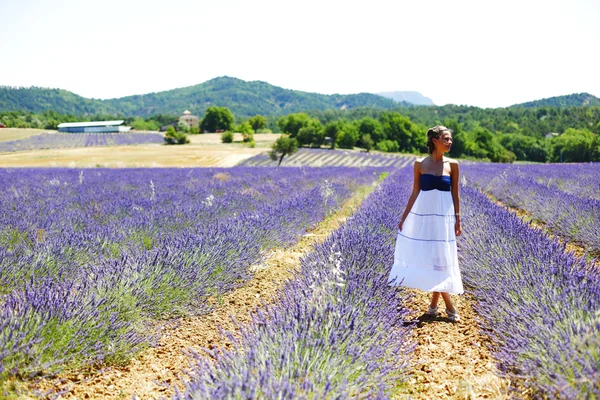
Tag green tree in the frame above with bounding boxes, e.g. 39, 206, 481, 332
549, 128, 596, 162
376, 139, 400, 153
356, 117, 385, 143
236, 121, 255, 142
379, 112, 425, 152
498, 133, 548, 162
361, 134, 374, 152
336, 121, 360, 149
269, 135, 299, 166
200, 106, 234, 132
296, 120, 325, 147
324, 121, 341, 149
248, 115, 267, 131
277, 113, 314, 138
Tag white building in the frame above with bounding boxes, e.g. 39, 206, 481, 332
57, 120, 131, 133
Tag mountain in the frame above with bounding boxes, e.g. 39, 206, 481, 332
377, 91, 435, 106
510, 93, 600, 108
0, 77, 409, 118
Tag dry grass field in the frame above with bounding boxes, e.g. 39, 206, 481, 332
0, 131, 282, 168
0, 128, 52, 142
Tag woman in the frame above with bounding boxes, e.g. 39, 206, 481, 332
389, 125, 463, 322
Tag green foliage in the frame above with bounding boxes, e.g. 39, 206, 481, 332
164, 126, 189, 145
336, 121, 360, 149
221, 130, 234, 143
380, 112, 425, 153
269, 135, 299, 165
498, 133, 548, 162
549, 128, 598, 162
361, 134, 374, 152
200, 106, 234, 133
512, 93, 600, 108
296, 120, 325, 147
277, 113, 317, 138
235, 121, 255, 143
323, 121, 341, 150
248, 114, 267, 131
376, 139, 400, 153
356, 117, 385, 143
177, 121, 190, 133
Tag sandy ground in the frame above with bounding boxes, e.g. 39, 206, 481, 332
0, 128, 51, 142
0, 132, 281, 168
28, 185, 375, 399
394, 290, 510, 399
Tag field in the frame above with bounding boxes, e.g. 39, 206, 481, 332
0, 133, 599, 399
0, 128, 48, 142
0, 131, 281, 168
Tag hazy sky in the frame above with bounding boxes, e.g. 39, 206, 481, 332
1, 0, 599, 108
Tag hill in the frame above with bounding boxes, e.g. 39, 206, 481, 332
510, 92, 600, 108
0, 77, 409, 118
377, 91, 435, 106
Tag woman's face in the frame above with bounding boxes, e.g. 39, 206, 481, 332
434, 132, 453, 152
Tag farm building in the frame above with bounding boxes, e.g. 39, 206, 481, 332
160, 110, 200, 131
179, 110, 199, 128
57, 120, 131, 133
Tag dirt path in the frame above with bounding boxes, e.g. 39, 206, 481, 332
395, 290, 510, 399
29, 185, 377, 399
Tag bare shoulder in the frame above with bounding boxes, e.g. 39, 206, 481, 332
415, 156, 426, 164
445, 156, 459, 166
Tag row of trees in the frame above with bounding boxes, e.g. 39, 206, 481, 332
3, 105, 600, 162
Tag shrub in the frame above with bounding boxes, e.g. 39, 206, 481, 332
164, 126, 189, 145
221, 131, 234, 143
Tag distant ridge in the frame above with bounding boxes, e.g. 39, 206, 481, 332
377, 91, 435, 106
510, 92, 600, 108
0, 76, 411, 118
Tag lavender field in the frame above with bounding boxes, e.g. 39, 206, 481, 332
0, 167, 382, 381
1, 160, 599, 399
462, 162, 600, 254
239, 148, 415, 168
0, 132, 164, 153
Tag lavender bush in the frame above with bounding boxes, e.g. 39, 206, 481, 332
459, 184, 600, 399
0, 132, 164, 152
463, 163, 600, 254
0, 167, 381, 381
174, 168, 414, 399
239, 148, 414, 168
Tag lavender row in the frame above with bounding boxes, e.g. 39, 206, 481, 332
239, 148, 414, 168
489, 162, 600, 200
462, 163, 600, 254
174, 169, 414, 398
0, 132, 164, 152
458, 185, 600, 399
0, 167, 381, 381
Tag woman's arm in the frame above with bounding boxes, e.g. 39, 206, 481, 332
398, 160, 422, 230
450, 160, 461, 236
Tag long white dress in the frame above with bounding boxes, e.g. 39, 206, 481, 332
389, 174, 464, 294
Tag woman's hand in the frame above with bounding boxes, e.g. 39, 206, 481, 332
455, 221, 462, 237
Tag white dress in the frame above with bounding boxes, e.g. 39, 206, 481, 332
389, 174, 464, 294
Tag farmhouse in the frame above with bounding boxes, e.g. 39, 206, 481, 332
160, 110, 200, 131
57, 120, 131, 133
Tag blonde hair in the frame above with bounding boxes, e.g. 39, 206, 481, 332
426, 125, 452, 154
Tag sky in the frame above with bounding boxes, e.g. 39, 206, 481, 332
1, 0, 599, 108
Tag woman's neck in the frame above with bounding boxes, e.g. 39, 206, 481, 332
430, 151, 445, 162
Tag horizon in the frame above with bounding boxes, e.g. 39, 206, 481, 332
1, 0, 599, 108
2, 75, 599, 110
